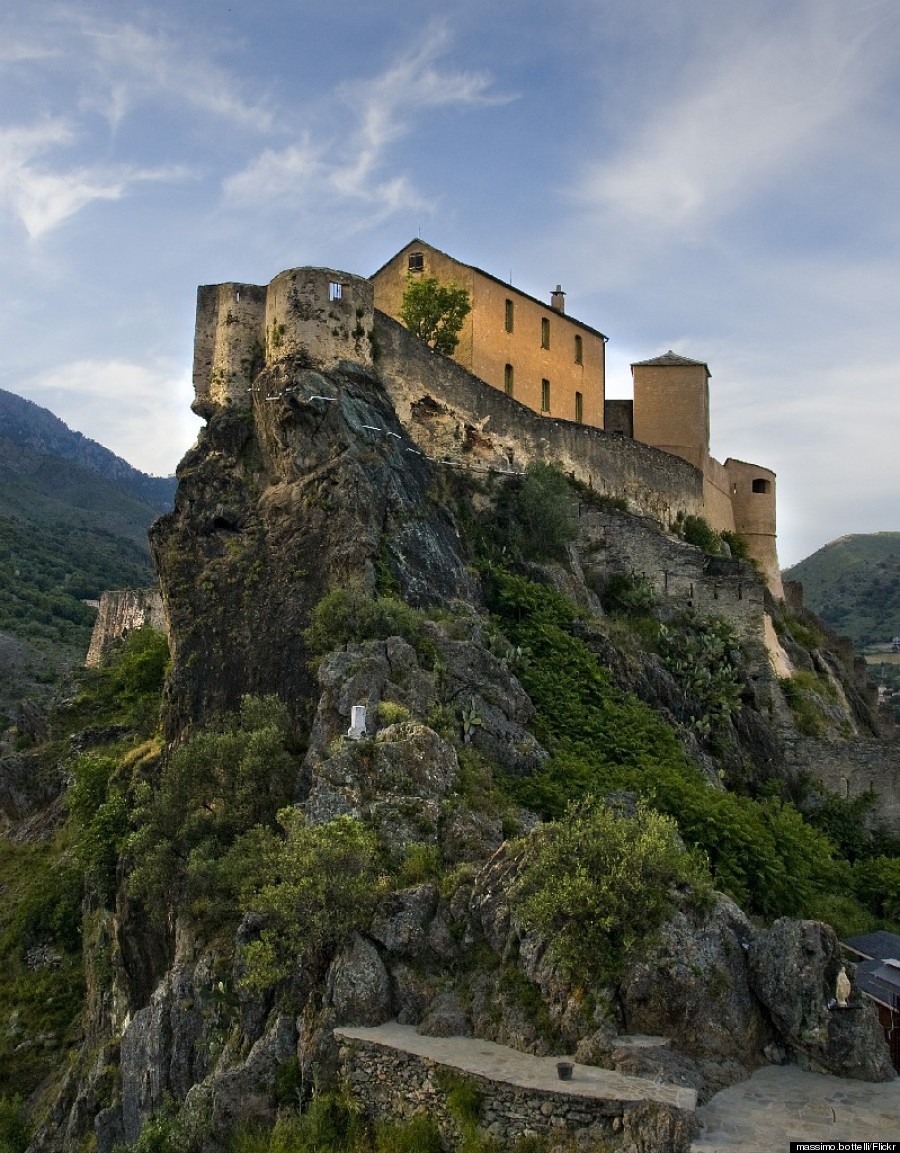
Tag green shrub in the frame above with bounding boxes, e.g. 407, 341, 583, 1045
128, 696, 297, 929
516, 462, 578, 560
779, 673, 832, 737
377, 700, 412, 726
660, 615, 743, 737
513, 797, 711, 984
720, 530, 751, 561
600, 571, 655, 616
0, 1096, 28, 1153
374, 1114, 443, 1153
239, 811, 384, 991
678, 515, 723, 555
304, 587, 424, 655
852, 856, 900, 924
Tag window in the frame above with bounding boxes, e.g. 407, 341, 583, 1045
504, 364, 514, 396
575, 391, 583, 423
752, 478, 771, 494
541, 317, 550, 349
408, 252, 424, 272
505, 299, 514, 333
574, 334, 583, 364
541, 379, 550, 412
329, 281, 342, 301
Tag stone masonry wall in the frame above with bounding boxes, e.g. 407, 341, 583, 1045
785, 737, 900, 830
85, 589, 167, 668
376, 313, 705, 528
574, 504, 767, 647
336, 1035, 696, 1153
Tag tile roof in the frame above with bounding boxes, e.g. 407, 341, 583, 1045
843, 931, 900, 961
371, 239, 608, 342
631, 350, 711, 375
854, 959, 900, 1009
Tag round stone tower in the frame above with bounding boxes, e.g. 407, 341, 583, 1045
264, 268, 374, 371
192, 282, 267, 415
724, 458, 783, 597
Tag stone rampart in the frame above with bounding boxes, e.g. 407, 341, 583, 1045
85, 589, 167, 668
376, 313, 705, 528
335, 1025, 697, 1153
575, 504, 767, 646
785, 738, 900, 830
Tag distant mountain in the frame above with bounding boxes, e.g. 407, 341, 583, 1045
784, 532, 900, 647
0, 388, 175, 718
0, 387, 175, 509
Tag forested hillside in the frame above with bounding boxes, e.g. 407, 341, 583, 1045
0, 391, 173, 717
785, 532, 900, 647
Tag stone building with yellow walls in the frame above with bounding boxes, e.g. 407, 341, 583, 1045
190, 253, 782, 596
372, 239, 606, 429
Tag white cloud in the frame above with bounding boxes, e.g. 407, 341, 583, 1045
22, 359, 202, 475
577, 5, 882, 231
0, 119, 194, 237
224, 23, 511, 219
76, 17, 273, 132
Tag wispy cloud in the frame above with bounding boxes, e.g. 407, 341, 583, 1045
23, 358, 201, 475
0, 121, 191, 237
577, 5, 882, 231
224, 24, 512, 219
75, 17, 273, 132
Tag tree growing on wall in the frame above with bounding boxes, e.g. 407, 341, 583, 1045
399, 275, 471, 355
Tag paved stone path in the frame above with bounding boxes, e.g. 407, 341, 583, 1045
336, 1023, 698, 1111
692, 1064, 900, 1152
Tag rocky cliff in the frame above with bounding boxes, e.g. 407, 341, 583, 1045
7, 296, 898, 1153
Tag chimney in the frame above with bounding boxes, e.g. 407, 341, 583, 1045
550, 284, 566, 313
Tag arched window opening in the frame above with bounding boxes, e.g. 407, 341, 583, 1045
752, 478, 771, 494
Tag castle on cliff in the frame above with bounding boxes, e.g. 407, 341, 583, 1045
192, 244, 782, 595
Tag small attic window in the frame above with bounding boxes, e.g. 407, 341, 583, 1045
541, 317, 550, 349
408, 252, 424, 272
752, 478, 771, 494
574, 334, 583, 364
329, 282, 343, 301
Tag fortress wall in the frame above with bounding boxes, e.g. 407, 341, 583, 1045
702, 456, 738, 534
575, 504, 767, 651
193, 283, 266, 412
335, 1031, 695, 1152
376, 313, 705, 527
265, 268, 374, 371
785, 737, 900, 830
604, 399, 634, 437
85, 589, 168, 668
723, 459, 782, 597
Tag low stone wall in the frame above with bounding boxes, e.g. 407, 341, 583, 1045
335, 1026, 697, 1153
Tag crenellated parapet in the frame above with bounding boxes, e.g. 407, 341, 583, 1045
192, 269, 374, 416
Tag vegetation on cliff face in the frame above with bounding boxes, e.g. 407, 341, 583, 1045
3, 383, 900, 1151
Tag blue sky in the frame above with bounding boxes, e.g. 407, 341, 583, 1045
3, 0, 900, 566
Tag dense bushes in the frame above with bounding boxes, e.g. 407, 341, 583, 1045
304, 587, 424, 655
514, 798, 711, 984
239, 811, 384, 992
485, 567, 882, 928
128, 695, 298, 929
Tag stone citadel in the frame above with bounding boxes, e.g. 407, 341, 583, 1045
193, 244, 782, 595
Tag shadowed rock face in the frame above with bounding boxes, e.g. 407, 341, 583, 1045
151, 361, 478, 737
